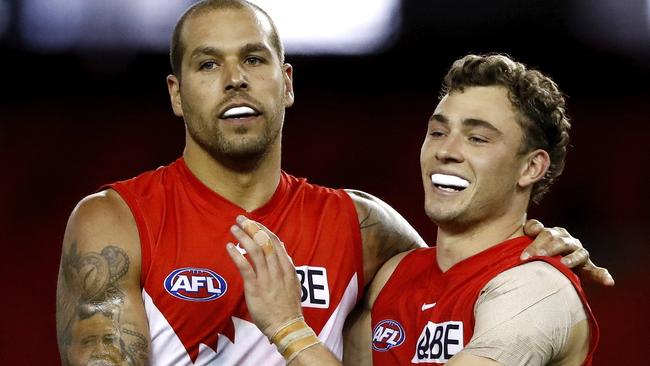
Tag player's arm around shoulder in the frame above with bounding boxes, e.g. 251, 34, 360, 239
344, 189, 426, 286
56, 189, 150, 366
343, 250, 413, 366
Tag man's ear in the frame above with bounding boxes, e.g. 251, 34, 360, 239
167, 74, 183, 117
518, 149, 551, 188
282, 63, 294, 108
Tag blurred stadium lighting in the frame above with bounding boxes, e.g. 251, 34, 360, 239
0, 0, 10, 40
250, 0, 401, 54
19, 0, 401, 55
569, 0, 650, 58
20, 0, 191, 51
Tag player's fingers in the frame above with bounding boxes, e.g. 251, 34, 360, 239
237, 216, 274, 255
579, 260, 615, 286
275, 241, 301, 297
560, 247, 589, 268
253, 222, 295, 281
253, 221, 294, 271
253, 221, 287, 259
230, 224, 269, 275
274, 239, 295, 274
545, 227, 580, 257
521, 226, 554, 259
226, 242, 257, 283
523, 219, 544, 236
253, 230, 275, 256
554, 226, 570, 236
252, 229, 284, 279
237, 215, 261, 235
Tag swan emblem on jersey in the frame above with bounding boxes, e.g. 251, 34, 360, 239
164, 267, 228, 302
372, 319, 406, 351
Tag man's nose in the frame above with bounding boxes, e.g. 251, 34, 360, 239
224, 63, 249, 92
435, 134, 464, 163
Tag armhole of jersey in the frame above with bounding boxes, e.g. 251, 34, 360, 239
371, 250, 415, 316
106, 183, 152, 288
339, 189, 365, 302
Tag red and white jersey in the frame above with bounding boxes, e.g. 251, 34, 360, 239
108, 158, 364, 365
371, 236, 599, 365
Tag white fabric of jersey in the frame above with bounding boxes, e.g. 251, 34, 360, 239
463, 261, 587, 366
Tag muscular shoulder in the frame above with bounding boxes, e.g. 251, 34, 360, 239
66, 189, 137, 239
476, 261, 583, 320
63, 189, 141, 276
69, 190, 135, 234
344, 189, 425, 285
464, 261, 589, 365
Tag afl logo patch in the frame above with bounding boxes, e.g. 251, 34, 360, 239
164, 267, 227, 302
372, 319, 406, 352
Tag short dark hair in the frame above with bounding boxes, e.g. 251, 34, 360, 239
170, 0, 285, 78
441, 54, 571, 204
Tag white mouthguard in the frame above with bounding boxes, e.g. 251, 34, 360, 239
431, 173, 470, 189
223, 106, 256, 118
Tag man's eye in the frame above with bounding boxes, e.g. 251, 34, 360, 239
469, 136, 488, 143
429, 131, 445, 138
245, 56, 263, 65
199, 61, 218, 70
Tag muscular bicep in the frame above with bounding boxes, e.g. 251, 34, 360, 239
345, 189, 426, 285
56, 190, 150, 366
342, 250, 410, 366
343, 302, 372, 366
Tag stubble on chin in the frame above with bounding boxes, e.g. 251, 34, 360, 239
190, 119, 279, 162
185, 94, 286, 161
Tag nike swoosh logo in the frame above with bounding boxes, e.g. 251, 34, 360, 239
421, 302, 436, 311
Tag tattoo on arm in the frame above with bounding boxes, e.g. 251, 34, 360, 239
57, 242, 149, 366
360, 207, 420, 261
359, 210, 379, 230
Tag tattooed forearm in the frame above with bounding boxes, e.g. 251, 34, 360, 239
57, 242, 148, 366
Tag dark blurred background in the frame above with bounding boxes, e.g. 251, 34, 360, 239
1, 0, 648, 364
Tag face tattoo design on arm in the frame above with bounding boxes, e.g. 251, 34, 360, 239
57, 242, 148, 366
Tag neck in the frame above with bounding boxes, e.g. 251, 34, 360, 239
183, 137, 282, 212
435, 201, 529, 272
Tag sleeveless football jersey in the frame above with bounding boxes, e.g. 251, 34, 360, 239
371, 236, 599, 365
108, 158, 364, 365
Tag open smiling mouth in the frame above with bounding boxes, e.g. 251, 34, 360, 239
220, 106, 261, 119
431, 173, 470, 192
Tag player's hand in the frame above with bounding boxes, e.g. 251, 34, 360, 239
226, 215, 304, 339
521, 219, 615, 286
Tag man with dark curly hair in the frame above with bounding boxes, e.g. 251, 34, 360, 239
366, 53, 598, 365
231, 54, 599, 366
